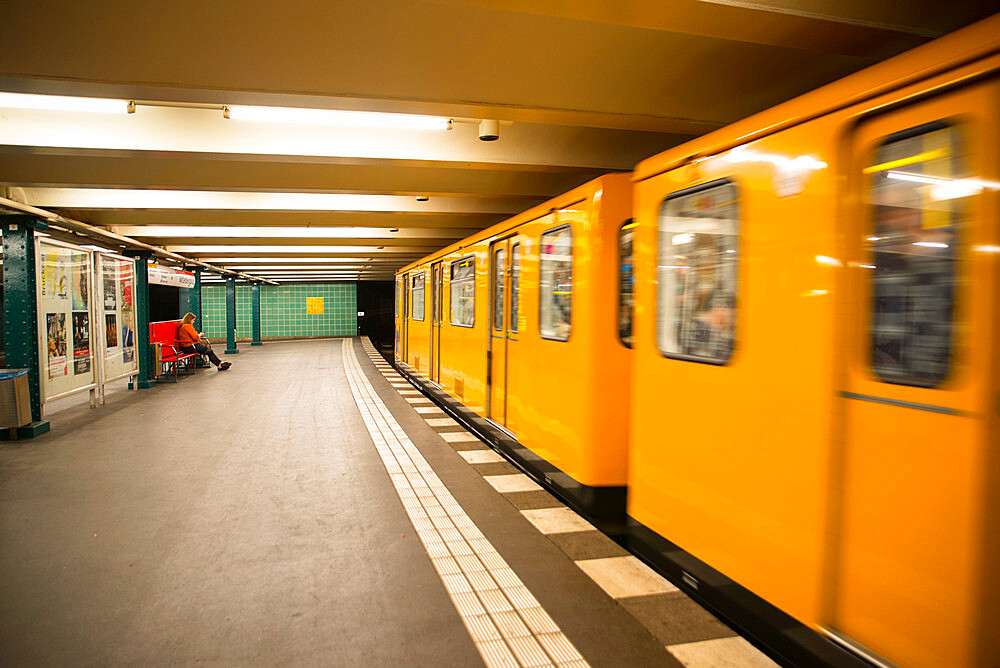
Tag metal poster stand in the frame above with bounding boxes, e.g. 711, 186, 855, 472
34, 236, 98, 413
94, 252, 140, 404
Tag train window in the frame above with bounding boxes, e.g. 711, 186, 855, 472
866, 122, 962, 387
492, 247, 506, 331
618, 221, 635, 348
395, 280, 401, 317
656, 180, 739, 364
510, 243, 521, 333
411, 272, 425, 321
539, 225, 573, 341
450, 256, 475, 327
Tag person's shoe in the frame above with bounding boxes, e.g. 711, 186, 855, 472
219, 361, 232, 370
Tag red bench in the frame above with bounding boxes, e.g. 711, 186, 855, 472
149, 319, 201, 380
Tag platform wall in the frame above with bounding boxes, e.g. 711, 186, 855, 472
200, 282, 357, 339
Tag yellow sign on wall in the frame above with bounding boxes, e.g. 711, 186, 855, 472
306, 297, 324, 314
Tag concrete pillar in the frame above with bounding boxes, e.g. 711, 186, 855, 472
124, 250, 157, 389
251, 282, 262, 346
224, 276, 239, 355
0, 215, 51, 439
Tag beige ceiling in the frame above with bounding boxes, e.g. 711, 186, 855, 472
0, 0, 995, 282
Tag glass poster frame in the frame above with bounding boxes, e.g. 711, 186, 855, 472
35, 237, 98, 405
95, 252, 139, 395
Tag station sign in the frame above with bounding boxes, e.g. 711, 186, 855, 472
148, 265, 197, 288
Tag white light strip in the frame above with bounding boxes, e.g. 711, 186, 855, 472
200, 257, 375, 263
0, 92, 130, 114
222, 265, 372, 270
21, 187, 523, 215
167, 245, 421, 253
226, 105, 450, 130
114, 225, 466, 239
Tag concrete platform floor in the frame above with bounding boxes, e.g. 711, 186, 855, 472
0, 338, 773, 667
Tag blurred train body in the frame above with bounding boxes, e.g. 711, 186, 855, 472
396, 14, 999, 668
395, 174, 633, 524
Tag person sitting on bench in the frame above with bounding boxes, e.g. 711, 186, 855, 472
177, 313, 231, 370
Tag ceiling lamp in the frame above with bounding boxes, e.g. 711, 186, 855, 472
223, 105, 451, 131
0, 92, 133, 114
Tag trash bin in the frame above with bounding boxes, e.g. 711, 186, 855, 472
0, 369, 32, 428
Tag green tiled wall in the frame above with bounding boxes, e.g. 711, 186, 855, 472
201, 282, 357, 339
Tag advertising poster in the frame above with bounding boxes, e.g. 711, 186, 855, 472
98, 255, 139, 381
121, 274, 133, 308
41, 252, 68, 300
121, 305, 135, 363
105, 313, 118, 349
46, 312, 68, 379
37, 240, 95, 399
103, 264, 117, 311
72, 260, 89, 310
72, 312, 91, 375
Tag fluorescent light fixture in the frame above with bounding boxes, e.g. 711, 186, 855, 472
199, 257, 373, 263
166, 246, 403, 253
225, 105, 450, 130
223, 265, 372, 270
272, 277, 359, 282
0, 92, 131, 114
815, 255, 841, 267
913, 241, 948, 249
672, 233, 694, 245
974, 245, 1000, 253
112, 225, 467, 240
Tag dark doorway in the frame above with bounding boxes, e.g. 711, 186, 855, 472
149, 285, 181, 323
356, 281, 394, 356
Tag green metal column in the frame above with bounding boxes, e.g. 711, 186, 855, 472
188, 268, 202, 329
124, 250, 156, 389
1, 215, 50, 439
251, 282, 262, 346
224, 276, 239, 355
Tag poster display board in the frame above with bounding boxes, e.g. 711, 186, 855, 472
36, 238, 97, 402
96, 253, 139, 383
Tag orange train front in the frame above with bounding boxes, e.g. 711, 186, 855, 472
395, 12, 1000, 667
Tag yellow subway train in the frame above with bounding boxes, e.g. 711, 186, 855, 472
395, 14, 1000, 668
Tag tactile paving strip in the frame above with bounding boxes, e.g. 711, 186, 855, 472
345, 339, 590, 668
364, 342, 778, 667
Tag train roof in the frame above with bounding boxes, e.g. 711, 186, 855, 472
633, 12, 1000, 183
396, 172, 631, 275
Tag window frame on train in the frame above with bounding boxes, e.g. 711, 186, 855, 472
492, 246, 506, 332
655, 178, 740, 365
411, 271, 426, 322
618, 220, 636, 349
538, 224, 574, 342
865, 120, 961, 388
510, 242, 521, 334
449, 255, 476, 328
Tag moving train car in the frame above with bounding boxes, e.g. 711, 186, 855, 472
395, 174, 633, 526
627, 15, 999, 668
396, 13, 999, 668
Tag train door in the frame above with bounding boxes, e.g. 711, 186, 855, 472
829, 84, 998, 667
400, 272, 409, 364
487, 237, 516, 426
430, 262, 443, 385
394, 276, 402, 360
